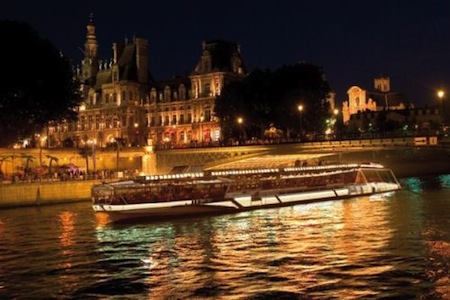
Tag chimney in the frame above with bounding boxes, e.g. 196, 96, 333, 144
135, 38, 148, 83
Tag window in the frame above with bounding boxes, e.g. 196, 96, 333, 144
203, 83, 211, 96
204, 109, 211, 121
179, 84, 186, 100
203, 56, 211, 72
164, 86, 171, 102
150, 89, 157, 102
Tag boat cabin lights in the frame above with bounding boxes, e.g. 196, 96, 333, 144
144, 172, 205, 181
210, 168, 278, 177
284, 163, 360, 172
360, 163, 384, 168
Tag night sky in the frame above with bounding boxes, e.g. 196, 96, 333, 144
2, 0, 450, 106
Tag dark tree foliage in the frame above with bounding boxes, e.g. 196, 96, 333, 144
215, 62, 331, 142
0, 20, 80, 147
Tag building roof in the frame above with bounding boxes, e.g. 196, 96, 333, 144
192, 39, 246, 75
117, 42, 138, 81
368, 91, 410, 108
151, 75, 191, 90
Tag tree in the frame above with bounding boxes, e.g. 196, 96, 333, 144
215, 63, 331, 142
20, 153, 35, 174
0, 20, 81, 147
78, 148, 92, 175
45, 154, 59, 175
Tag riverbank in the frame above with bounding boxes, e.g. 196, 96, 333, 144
0, 180, 102, 208
1, 147, 449, 209
328, 147, 450, 179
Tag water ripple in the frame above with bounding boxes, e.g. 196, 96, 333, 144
1, 177, 450, 299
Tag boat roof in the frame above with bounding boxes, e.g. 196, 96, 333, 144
135, 163, 386, 183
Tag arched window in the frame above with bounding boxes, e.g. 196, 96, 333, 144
164, 86, 171, 102
179, 84, 186, 100
150, 88, 157, 102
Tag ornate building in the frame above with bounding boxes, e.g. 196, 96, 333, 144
146, 39, 246, 149
45, 17, 246, 149
342, 76, 411, 124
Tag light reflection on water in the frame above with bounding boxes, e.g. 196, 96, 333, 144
0, 175, 449, 299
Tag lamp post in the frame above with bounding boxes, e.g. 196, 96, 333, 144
134, 122, 139, 146
298, 105, 304, 140
200, 115, 204, 146
237, 117, 244, 144
333, 109, 339, 139
39, 135, 47, 166
114, 138, 121, 174
88, 139, 96, 177
437, 89, 445, 124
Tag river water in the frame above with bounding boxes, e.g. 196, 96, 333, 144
1, 174, 450, 299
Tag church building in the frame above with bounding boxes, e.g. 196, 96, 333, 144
342, 76, 411, 124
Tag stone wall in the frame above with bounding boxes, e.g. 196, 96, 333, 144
0, 180, 99, 208
0, 147, 148, 176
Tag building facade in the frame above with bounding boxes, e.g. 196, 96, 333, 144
342, 76, 411, 124
45, 17, 246, 150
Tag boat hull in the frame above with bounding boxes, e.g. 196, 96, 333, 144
93, 182, 400, 224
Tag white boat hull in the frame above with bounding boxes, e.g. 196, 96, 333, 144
93, 182, 400, 223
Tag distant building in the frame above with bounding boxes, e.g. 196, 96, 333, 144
45, 16, 246, 149
347, 107, 441, 134
342, 76, 412, 124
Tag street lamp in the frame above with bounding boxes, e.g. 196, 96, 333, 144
437, 89, 445, 122
88, 139, 96, 177
298, 105, 303, 139
333, 109, 339, 139
134, 123, 139, 146
237, 117, 244, 144
39, 135, 47, 166
200, 115, 204, 146
114, 138, 121, 174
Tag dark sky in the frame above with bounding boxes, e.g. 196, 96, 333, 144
2, 0, 450, 106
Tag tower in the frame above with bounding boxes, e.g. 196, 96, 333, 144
374, 76, 390, 92
81, 13, 99, 86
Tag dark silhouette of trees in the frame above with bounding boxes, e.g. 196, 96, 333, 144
45, 155, 59, 175
0, 20, 81, 147
78, 148, 92, 175
215, 62, 332, 142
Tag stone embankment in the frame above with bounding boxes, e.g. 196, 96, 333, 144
1, 146, 449, 209
328, 147, 450, 179
0, 180, 103, 208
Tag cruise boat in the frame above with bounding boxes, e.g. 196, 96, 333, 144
92, 163, 401, 223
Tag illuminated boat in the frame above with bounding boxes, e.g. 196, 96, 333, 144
92, 163, 401, 223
